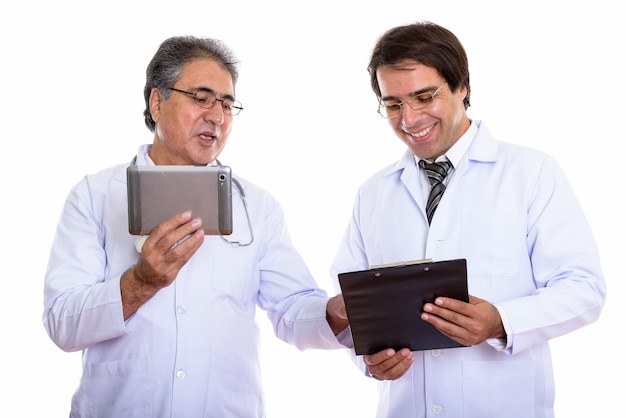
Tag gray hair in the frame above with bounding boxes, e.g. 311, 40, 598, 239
143, 36, 240, 132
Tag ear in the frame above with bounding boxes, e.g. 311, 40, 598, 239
457, 84, 468, 100
149, 88, 162, 124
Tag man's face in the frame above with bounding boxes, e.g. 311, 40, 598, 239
377, 59, 470, 161
148, 59, 236, 165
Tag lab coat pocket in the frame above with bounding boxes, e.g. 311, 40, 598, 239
73, 357, 152, 417
205, 352, 263, 417
461, 208, 530, 298
463, 360, 534, 417
201, 238, 259, 302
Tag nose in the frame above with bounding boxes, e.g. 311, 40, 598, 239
203, 103, 225, 125
400, 103, 424, 125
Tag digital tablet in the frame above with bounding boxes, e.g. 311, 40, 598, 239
127, 165, 233, 235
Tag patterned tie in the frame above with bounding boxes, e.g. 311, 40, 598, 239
419, 159, 452, 225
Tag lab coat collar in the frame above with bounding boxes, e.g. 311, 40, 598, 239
377, 120, 501, 208
465, 121, 499, 163
379, 119, 498, 178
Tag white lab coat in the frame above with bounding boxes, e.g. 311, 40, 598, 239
43, 144, 344, 418
331, 121, 606, 418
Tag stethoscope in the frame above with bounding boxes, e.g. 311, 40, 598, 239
131, 156, 254, 253
218, 160, 254, 247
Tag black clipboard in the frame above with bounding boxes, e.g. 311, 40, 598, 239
338, 258, 469, 355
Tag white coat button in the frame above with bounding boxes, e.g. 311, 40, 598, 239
431, 349, 441, 357
176, 305, 187, 314
176, 370, 186, 379
432, 404, 442, 414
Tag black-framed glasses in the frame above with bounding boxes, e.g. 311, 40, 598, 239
168, 87, 244, 116
378, 81, 447, 119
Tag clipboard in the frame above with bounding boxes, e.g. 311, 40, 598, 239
338, 258, 469, 355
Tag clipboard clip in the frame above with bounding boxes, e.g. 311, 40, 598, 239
370, 258, 433, 270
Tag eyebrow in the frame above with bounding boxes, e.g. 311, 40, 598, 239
410, 85, 440, 98
381, 85, 439, 102
195, 86, 236, 101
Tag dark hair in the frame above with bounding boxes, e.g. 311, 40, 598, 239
143, 36, 240, 132
368, 21, 471, 109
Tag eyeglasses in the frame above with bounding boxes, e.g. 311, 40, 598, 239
168, 87, 244, 116
378, 81, 447, 119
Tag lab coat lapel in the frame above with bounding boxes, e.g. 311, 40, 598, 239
395, 150, 429, 219
425, 124, 500, 259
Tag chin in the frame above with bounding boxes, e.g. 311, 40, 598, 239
191, 150, 218, 166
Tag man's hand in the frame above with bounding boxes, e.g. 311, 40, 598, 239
421, 295, 505, 347
326, 294, 349, 335
121, 211, 204, 319
364, 348, 414, 380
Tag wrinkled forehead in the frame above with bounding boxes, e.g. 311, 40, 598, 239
177, 59, 235, 96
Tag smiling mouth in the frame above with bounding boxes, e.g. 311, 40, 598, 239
406, 123, 435, 139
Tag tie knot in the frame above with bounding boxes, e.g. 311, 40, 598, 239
419, 159, 451, 185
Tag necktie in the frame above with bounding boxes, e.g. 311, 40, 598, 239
419, 159, 452, 225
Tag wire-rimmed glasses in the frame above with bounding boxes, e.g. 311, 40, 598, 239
378, 81, 447, 119
169, 87, 244, 116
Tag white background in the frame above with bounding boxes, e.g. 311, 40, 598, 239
2, 1, 624, 417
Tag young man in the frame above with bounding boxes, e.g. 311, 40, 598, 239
331, 21, 606, 418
